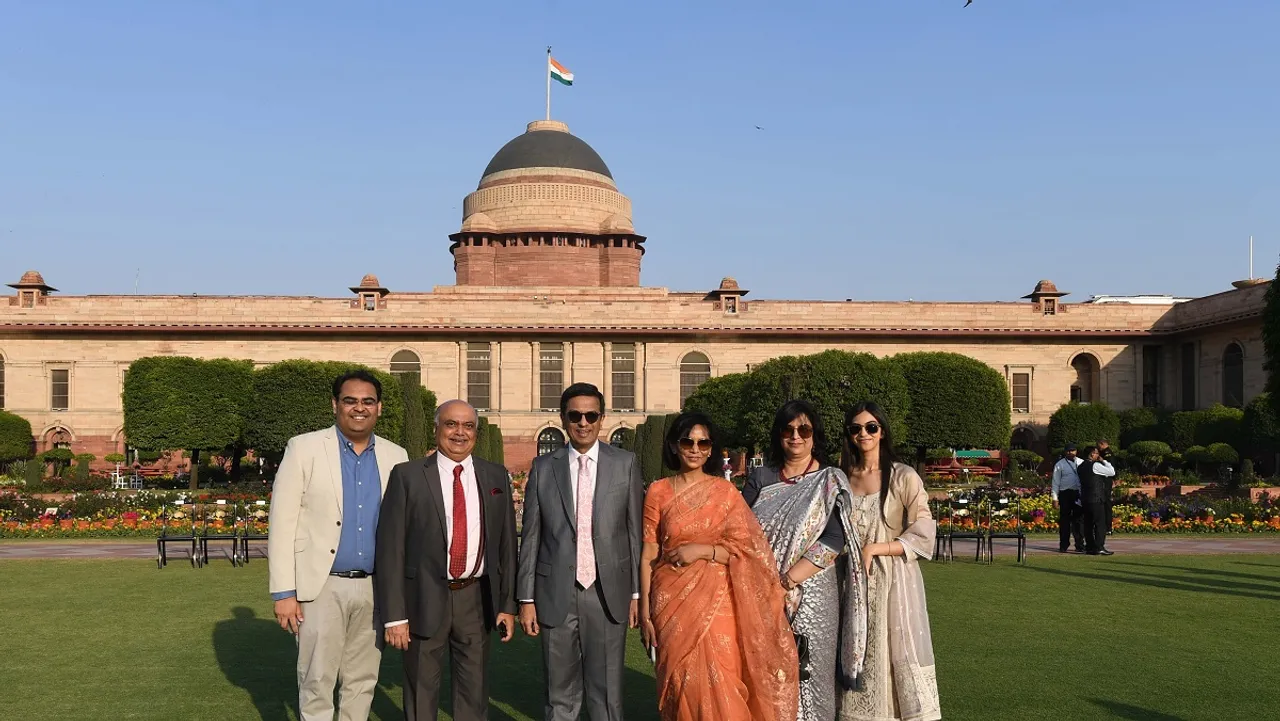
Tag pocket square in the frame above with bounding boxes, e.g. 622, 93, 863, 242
491, 488, 504, 496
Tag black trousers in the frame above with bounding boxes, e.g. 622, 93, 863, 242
403, 583, 489, 721
1057, 489, 1085, 551
1084, 501, 1109, 554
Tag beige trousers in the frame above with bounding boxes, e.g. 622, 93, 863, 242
296, 575, 381, 721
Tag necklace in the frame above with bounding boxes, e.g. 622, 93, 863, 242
780, 457, 816, 484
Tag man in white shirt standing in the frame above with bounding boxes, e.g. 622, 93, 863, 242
1051, 443, 1085, 553
1079, 445, 1117, 555
375, 400, 517, 721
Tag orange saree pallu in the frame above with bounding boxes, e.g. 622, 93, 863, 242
644, 478, 799, 721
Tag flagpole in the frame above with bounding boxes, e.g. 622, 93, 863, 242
546, 46, 552, 120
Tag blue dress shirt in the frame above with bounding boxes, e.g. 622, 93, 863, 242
270, 429, 381, 602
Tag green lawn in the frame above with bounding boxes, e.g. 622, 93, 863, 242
1, 555, 1276, 720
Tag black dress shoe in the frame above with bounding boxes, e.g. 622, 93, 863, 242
1099, 549, 1114, 556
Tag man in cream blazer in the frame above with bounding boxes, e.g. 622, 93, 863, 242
268, 370, 409, 721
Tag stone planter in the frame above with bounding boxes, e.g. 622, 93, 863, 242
1159, 484, 1207, 497
1248, 487, 1280, 502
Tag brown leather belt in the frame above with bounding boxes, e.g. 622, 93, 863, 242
448, 577, 482, 591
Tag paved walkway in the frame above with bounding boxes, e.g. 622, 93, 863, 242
1, 537, 1278, 560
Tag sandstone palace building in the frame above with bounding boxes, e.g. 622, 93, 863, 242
0, 119, 1269, 470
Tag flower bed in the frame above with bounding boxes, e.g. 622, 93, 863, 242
935, 493, 1280, 534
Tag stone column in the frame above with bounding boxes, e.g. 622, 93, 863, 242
602, 342, 613, 410
636, 342, 647, 413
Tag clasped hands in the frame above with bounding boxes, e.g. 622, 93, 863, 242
664, 542, 714, 568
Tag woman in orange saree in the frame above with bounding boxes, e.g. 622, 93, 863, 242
639, 412, 799, 721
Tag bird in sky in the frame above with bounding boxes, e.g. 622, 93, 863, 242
964, 0, 973, 6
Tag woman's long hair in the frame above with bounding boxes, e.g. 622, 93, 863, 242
840, 401, 900, 519
766, 399, 831, 470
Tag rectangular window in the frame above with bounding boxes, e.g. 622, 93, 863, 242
1012, 373, 1030, 413
21, 292, 35, 308
51, 368, 70, 411
1042, 298, 1056, 315
1180, 342, 1197, 411
611, 343, 636, 411
539, 342, 564, 411
466, 343, 491, 411
362, 294, 376, 311
1142, 345, 1162, 408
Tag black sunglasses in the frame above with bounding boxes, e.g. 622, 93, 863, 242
565, 410, 602, 424
678, 437, 713, 451
782, 424, 814, 439
847, 422, 882, 436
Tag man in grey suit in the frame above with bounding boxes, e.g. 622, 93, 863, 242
518, 383, 644, 721
375, 399, 518, 721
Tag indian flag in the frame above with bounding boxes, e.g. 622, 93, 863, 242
549, 57, 574, 86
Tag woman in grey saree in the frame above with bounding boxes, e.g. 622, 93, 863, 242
838, 402, 941, 721
744, 400, 865, 721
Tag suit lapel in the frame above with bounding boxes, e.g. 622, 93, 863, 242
372, 435, 393, 496
553, 448, 576, 533
422, 455, 447, 545
592, 443, 613, 526
323, 427, 343, 515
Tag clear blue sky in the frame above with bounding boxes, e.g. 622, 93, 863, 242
3, 1, 1277, 302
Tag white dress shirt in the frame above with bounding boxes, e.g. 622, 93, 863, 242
387, 453, 483, 629
437, 453, 484, 578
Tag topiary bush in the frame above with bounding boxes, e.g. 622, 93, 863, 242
1243, 392, 1280, 459
1047, 402, 1121, 451
1009, 449, 1043, 470
1118, 407, 1164, 447
0, 411, 34, 464
891, 352, 1011, 452
1127, 441, 1173, 473
1195, 404, 1245, 448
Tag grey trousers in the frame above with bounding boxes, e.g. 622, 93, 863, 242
403, 583, 489, 721
541, 583, 627, 721
296, 576, 381, 721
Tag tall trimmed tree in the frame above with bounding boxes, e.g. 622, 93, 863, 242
123, 356, 254, 489
1263, 261, 1280, 421
741, 350, 910, 462
1046, 402, 1121, 453
399, 372, 431, 460
244, 360, 404, 459
891, 352, 1011, 453
0, 410, 34, 465
682, 373, 749, 449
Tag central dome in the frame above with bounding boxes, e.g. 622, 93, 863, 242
480, 120, 612, 181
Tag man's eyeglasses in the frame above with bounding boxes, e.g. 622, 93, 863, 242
565, 411, 602, 424
443, 420, 477, 432
847, 422, 882, 437
678, 437, 713, 451
782, 424, 813, 439
340, 397, 379, 408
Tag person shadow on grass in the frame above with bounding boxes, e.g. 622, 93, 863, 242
214, 607, 299, 721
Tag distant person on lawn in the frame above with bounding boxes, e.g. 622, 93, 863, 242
1079, 446, 1116, 556
1051, 444, 1085, 553
266, 370, 408, 721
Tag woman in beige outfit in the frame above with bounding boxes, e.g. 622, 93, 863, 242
837, 401, 942, 721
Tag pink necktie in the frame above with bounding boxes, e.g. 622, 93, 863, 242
576, 456, 596, 588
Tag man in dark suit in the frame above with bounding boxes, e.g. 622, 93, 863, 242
517, 383, 644, 721
1078, 445, 1116, 556
375, 399, 517, 721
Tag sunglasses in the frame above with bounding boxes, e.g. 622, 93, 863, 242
847, 422, 882, 436
782, 424, 814, 439
565, 410, 602, 424
678, 437, 713, 451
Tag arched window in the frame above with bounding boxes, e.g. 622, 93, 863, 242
1222, 343, 1244, 408
537, 427, 566, 457
1070, 354, 1099, 403
679, 352, 711, 407
390, 350, 421, 376
46, 427, 72, 450
610, 427, 630, 448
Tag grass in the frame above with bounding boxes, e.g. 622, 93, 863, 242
1, 555, 1277, 720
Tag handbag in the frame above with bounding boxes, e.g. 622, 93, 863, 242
793, 632, 812, 682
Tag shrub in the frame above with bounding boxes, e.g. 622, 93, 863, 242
39, 448, 75, 477
1195, 404, 1244, 448
891, 352, 1011, 452
925, 448, 953, 464
1009, 449, 1043, 469
1118, 407, 1164, 447
24, 459, 43, 485
71, 457, 91, 483
1243, 393, 1280, 457
1127, 441, 1173, 473
682, 373, 749, 449
1047, 402, 1121, 451
0, 411, 34, 464
104, 453, 127, 464
1206, 443, 1239, 465
1168, 411, 1202, 452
